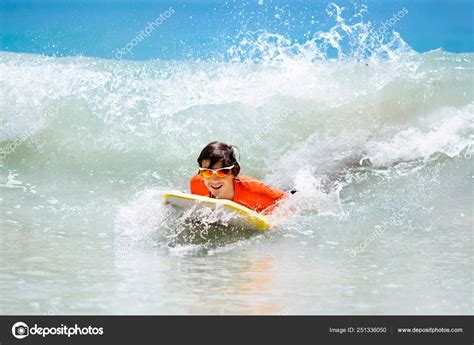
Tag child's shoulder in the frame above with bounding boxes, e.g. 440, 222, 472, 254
235, 176, 285, 197
235, 175, 262, 187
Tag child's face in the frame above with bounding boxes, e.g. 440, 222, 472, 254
200, 160, 235, 199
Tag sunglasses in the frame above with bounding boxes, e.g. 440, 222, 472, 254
198, 165, 235, 179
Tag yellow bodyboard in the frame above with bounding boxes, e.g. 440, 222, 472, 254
162, 191, 271, 231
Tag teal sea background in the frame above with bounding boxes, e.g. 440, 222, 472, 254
0, 0, 473, 314
1, 0, 473, 59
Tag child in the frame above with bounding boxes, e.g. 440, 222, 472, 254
190, 141, 288, 215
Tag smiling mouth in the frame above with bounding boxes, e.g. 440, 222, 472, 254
210, 184, 223, 190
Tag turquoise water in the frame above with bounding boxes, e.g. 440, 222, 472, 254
0, 1, 473, 315
1, 0, 473, 60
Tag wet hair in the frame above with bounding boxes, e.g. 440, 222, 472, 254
197, 141, 240, 176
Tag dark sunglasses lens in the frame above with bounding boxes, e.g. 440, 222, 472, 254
216, 168, 232, 177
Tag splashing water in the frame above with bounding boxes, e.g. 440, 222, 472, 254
1, 2, 473, 314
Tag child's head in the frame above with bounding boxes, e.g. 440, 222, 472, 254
197, 141, 240, 199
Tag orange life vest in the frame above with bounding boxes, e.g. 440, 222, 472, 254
190, 174, 287, 215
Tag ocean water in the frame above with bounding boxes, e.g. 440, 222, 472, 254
1, 0, 473, 59
0, 1, 473, 315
